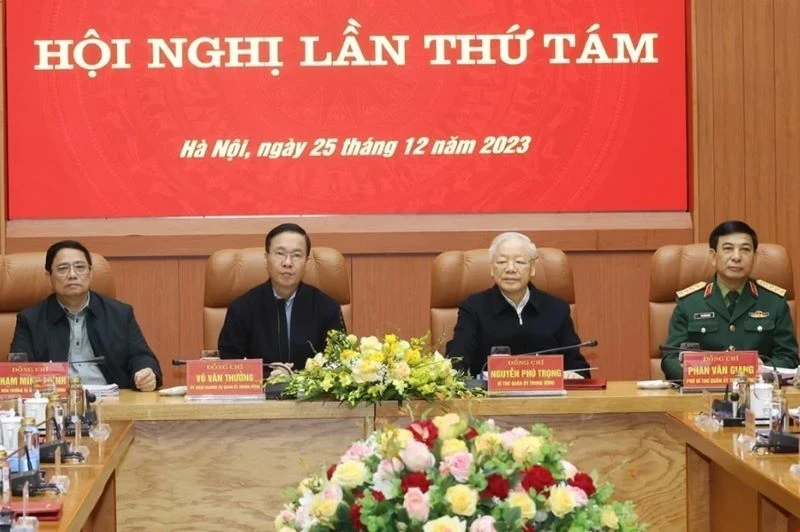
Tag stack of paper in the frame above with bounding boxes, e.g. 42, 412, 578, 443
84, 383, 120, 397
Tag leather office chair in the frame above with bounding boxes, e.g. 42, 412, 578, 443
430, 248, 576, 351
649, 243, 795, 379
203, 247, 352, 350
0, 252, 116, 360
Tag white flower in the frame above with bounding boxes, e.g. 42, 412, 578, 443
389, 361, 411, 381
372, 459, 402, 499
360, 336, 383, 353
561, 459, 578, 480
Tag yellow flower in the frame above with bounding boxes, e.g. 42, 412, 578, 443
422, 516, 466, 532
473, 432, 503, 456
433, 413, 463, 440
353, 359, 382, 383
311, 495, 339, 521
547, 485, 576, 517
511, 436, 544, 464
384, 333, 398, 344
507, 491, 537, 519
440, 438, 468, 458
340, 349, 359, 361
379, 428, 415, 457
305, 352, 326, 370
297, 477, 314, 495
601, 506, 620, 529
444, 485, 478, 516
366, 350, 386, 364
331, 461, 369, 488
405, 348, 422, 366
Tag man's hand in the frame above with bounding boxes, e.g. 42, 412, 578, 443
563, 370, 585, 380
134, 368, 157, 391
268, 363, 294, 378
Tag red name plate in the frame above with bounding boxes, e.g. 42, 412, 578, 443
487, 355, 565, 395
185, 359, 263, 396
0, 363, 69, 397
682, 351, 759, 390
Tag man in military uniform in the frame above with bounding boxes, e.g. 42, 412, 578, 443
662, 220, 799, 381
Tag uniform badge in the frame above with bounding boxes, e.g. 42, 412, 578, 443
748, 310, 769, 318
693, 312, 715, 319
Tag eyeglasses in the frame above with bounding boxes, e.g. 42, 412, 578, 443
493, 259, 532, 270
52, 262, 91, 278
269, 250, 307, 264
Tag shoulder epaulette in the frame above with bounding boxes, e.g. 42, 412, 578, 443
756, 279, 787, 297
676, 281, 707, 298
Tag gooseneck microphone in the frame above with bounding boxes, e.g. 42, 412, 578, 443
530, 339, 598, 356
477, 339, 599, 379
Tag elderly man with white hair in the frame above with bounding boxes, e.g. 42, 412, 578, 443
446, 232, 590, 379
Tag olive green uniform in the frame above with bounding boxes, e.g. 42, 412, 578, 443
662, 276, 799, 381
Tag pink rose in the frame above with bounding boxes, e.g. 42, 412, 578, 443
321, 483, 343, 502
500, 427, 530, 450
400, 441, 436, 472
568, 485, 589, 507
403, 487, 430, 521
469, 516, 497, 532
439, 452, 473, 482
342, 441, 374, 462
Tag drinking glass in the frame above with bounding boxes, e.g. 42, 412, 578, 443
7, 353, 27, 363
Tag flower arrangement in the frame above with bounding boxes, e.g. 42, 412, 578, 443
274, 330, 479, 406
275, 414, 645, 531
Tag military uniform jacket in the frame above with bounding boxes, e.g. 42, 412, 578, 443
662, 276, 799, 381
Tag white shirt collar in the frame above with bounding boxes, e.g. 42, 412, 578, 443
501, 288, 530, 324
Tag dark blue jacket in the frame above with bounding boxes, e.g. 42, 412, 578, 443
446, 284, 590, 377
11, 291, 163, 389
218, 281, 344, 367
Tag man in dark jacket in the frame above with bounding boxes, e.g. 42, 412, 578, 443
446, 232, 590, 379
217, 223, 344, 367
11, 240, 162, 391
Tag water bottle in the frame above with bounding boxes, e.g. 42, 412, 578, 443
0, 448, 9, 507
67, 376, 85, 421
770, 389, 788, 432
16, 418, 39, 472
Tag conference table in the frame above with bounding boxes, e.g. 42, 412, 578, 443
667, 412, 800, 532
32, 420, 133, 532
98, 381, 774, 531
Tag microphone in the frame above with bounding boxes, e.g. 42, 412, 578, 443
659, 342, 701, 353
568, 366, 599, 373
471, 339, 598, 387
528, 339, 598, 356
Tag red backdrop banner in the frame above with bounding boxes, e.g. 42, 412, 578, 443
6, 0, 687, 218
